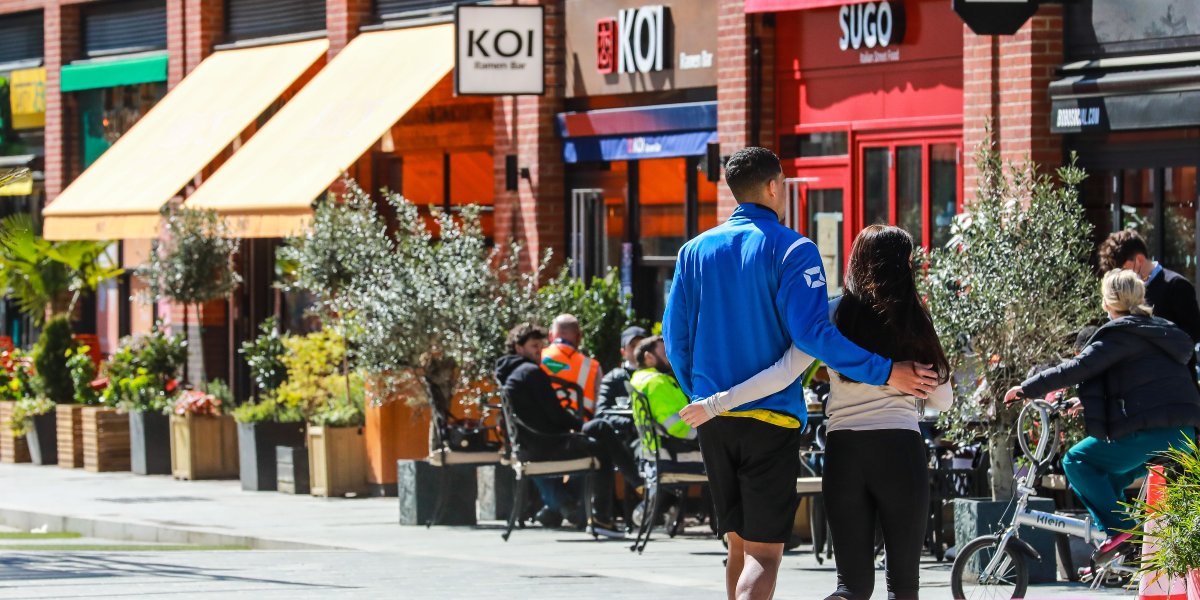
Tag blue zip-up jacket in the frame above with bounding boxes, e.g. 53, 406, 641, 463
663, 203, 893, 423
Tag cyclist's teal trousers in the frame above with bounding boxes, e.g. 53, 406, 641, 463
1062, 427, 1195, 533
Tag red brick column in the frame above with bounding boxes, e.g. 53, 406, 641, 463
493, 0, 565, 274
327, 0, 372, 58
184, 0, 224, 75
716, 0, 750, 218
44, 1, 82, 202
962, 5, 1063, 200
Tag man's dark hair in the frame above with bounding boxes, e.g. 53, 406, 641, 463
506, 322, 547, 353
634, 335, 663, 368
1098, 230, 1149, 272
724, 147, 782, 203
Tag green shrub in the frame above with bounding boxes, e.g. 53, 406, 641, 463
1124, 438, 1200, 578
9, 396, 54, 436
231, 395, 304, 424
33, 316, 75, 404
540, 267, 641, 371
309, 372, 365, 428
65, 347, 100, 405
239, 317, 286, 394
100, 325, 186, 413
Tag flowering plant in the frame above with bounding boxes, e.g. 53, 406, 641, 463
0, 349, 36, 402
173, 389, 222, 417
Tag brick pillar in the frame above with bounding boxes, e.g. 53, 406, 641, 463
185, 0, 224, 75
962, 5, 1063, 200
167, 0, 185, 86
44, 1, 81, 203
327, 0, 372, 58
716, 0, 750, 219
493, 0, 565, 274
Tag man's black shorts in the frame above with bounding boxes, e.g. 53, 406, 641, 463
698, 415, 802, 544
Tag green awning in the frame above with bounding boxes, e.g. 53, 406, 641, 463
61, 53, 167, 93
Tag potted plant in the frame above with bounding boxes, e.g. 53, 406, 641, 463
922, 136, 1100, 582
307, 371, 367, 498
0, 349, 37, 464
137, 207, 240, 384
169, 381, 238, 480
279, 182, 545, 495
1125, 439, 1200, 598
103, 325, 186, 475
233, 318, 306, 491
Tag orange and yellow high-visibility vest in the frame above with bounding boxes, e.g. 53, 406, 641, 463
541, 340, 600, 419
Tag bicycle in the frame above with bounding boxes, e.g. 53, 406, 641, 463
949, 393, 1143, 599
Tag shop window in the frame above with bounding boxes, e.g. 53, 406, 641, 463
0, 11, 43, 64
807, 189, 845, 296
639, 158, 687, 259
1066, 0, 1200, 61
376, 0, 484, 21
83, 0, 166, 58
79, 82, 167, 168
1119, 168, 1157, 250
226, 0, 326, 42
862, 148, 890, 227
929, 143, 958, 250
780, 131, 848, 160
895, 146, 922, 242
402, 153, 445, 208
1163, 166, 1198, 283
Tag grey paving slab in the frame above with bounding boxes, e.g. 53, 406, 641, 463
0, 464, 1136, 599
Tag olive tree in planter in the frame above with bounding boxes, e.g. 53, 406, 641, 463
921, 138, 1100, 581
137, 207, 241, 384
281, 182, 544, 494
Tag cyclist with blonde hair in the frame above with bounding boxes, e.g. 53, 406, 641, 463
1004, 269, 1200, 552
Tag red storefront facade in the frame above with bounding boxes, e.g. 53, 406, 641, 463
757, 0, 963, 292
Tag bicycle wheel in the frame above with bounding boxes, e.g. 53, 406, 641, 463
951, 535, 1029, 600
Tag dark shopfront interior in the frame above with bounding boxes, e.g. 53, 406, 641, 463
567, 155, 718, 321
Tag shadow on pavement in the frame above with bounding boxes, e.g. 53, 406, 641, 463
0, 553, 352, 590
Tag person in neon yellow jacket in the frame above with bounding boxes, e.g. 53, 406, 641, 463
630, 335, 698, 442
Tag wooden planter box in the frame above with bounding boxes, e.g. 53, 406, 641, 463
308, 425, 367, 497
82, 406, 130, 472
364, 399, 430, 496
57, 405, 84, 468
170, 414, 238, 480
0, 400, 31, 464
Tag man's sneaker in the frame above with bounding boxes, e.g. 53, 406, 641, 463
589, 518, 625, 539
535, 507, 563, 529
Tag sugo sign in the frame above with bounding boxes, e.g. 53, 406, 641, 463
456, 5, 545, 95
838, 0, 906, 51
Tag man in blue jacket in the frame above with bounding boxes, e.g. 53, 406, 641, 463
663, 147, 938, 600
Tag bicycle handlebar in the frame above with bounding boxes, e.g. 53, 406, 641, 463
1017, 398, 1062, 468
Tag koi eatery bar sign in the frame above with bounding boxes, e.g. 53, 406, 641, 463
455, 5, 545, 95
566, 0, 717, 97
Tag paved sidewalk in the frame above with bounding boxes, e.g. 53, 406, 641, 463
0, 464, 1135, 598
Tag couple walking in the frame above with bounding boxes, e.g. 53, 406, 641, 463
663, 147, 948, 600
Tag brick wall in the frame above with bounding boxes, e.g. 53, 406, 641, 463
493, 0, 565, 274
184, 0, 223, 76
44, 0, 81, 202
962, 5, 1063, 200
716, 4, 775, 219
327, 0, 371, 58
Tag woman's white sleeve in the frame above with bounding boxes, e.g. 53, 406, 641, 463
926, 380, 954, 412
698, 346, 815, 418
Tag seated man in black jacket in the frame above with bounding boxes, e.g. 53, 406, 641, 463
495, 323, 641, 531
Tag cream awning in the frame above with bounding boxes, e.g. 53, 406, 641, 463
43, 39, 329, 240
183, 24, 454, 237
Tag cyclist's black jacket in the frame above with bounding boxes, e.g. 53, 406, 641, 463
1022, 315, 1200, 441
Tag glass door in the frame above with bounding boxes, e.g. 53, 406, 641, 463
785, 171, 847, 297
857, 139, 962, 250
571, 188, 608, 282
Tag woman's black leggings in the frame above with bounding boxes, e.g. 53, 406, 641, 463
823, 429, 929, 600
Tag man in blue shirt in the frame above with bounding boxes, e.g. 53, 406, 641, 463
663, 147, 937, 600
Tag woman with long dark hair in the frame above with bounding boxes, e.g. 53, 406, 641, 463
681, 225, 953, 600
